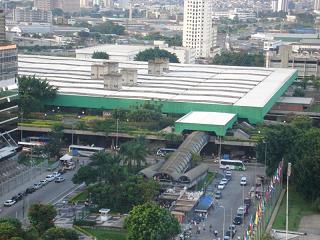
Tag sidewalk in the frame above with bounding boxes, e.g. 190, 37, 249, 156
0, 169, 50, 204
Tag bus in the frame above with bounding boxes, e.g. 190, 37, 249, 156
156, 148, 176, 157
18, 141, 45, 152
68, 145, 105, 157
219, 159, 246, 171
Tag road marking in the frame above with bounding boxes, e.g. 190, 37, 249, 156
50, 183, 85, 205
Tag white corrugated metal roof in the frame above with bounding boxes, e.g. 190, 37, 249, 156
18, 55, 297, 108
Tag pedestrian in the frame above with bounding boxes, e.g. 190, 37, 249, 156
209, 224, 212, 232
214, 230, 218, 237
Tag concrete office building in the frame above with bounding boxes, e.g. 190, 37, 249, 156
266, 45, 320, 78
13, 8, 52, 23
183, 0, 213, 58
60, 0, 80, 12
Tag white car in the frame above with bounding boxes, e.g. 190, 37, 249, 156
52, 172, 61, 178
237, 206, 246, 215
34, 182, 42, 189
225, 170, 232, 177
46, 174, 55, 182
40, 179, 48, 185
220, 178, 228, 185
217, 183, 225, 190
240, 176, 247, 186
4, 199, 16, 207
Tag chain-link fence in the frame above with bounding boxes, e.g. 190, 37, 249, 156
0, 160, 48, 199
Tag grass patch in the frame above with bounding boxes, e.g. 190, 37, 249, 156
83, 227, 127, 240
196, 172, 215, 191
309, 104, 320, 113
273, 187, 314, 231
69, 190, 89, 203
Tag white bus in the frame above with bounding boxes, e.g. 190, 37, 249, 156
18, 141, 44, 152
68, 145, 105, 157
219, 159, 246, 171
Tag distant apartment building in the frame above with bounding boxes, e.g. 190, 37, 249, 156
34, 0, 52, 11
0, 9, 5, 41
13, 8, 52, 23
213, 9, 256, 22
34, 0, 80, 12
266, 45, 320, 78
183, 0, 213, 58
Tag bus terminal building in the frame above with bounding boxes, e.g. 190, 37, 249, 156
18, 55, 298, 136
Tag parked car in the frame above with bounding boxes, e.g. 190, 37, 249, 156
237, 206, 248, 215
228, 224, 237, 235
4, 199, 16, 207
225, 170, 232, 177
240, 176, 247, 186
225, 229, 235, 238
233, 216, 243, 225
40, 179, 48, 186
52, 172, 61, 178
225, 174, 232, 181
217, 183, 225, 190
11, 193, 23, 202
223, 236, 231, 240
45, 174, 55, 182
25, 187, 36, 194
215, 191, 222, 199
33, 182, 42, 189
220, 178, 228, 185
55, 177, 65, 183
244, 197, 251, 207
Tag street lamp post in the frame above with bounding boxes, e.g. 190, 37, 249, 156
219, 205, 226, 238
263, 141, 267, 166
286, 162, 292, 240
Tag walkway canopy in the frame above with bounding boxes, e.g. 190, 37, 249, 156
139, 160, 165, 179
175, 111, 237, 136
178, 164, 208, 187
156, 131, 209, 181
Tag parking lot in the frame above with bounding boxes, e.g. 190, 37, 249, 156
185, 164, 265, 240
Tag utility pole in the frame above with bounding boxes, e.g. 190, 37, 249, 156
286, 162, 292, 240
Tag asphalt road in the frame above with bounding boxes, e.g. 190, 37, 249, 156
191, 165, 265, 240
0, 169, 79, 221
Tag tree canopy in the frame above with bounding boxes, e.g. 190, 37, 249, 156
256, 116, 320, 204
125, 202, 180, 240
28, 203, 57, 234
42, 227, 79, 240
211, 51, 264, 67
18, 75, 58, 114
44, 124, 65, 159
72, 151, 160, 213
134, 48, 180, 63
90, 21, 125, 35
92, 51, 109, 59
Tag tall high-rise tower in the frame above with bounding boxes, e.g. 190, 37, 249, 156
277, 0, 288, 12
315, 0, 320, 12
182, 0, 213, 58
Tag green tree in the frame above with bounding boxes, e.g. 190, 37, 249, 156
45, 124, 64, 159
120, 137, 148, 169
211, 51, 265, 67
293, 87, 305, 97
90, 21, 125, 35
18, 75, 58, 114
134, 48, 180, 63
92, 51, 109, 59
0, 218, 23, 240
42, 227, 79, 240
28, 203, 57, 235
125, 202, 180, 240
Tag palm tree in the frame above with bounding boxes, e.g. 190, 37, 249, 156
120, 137, 148, 170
